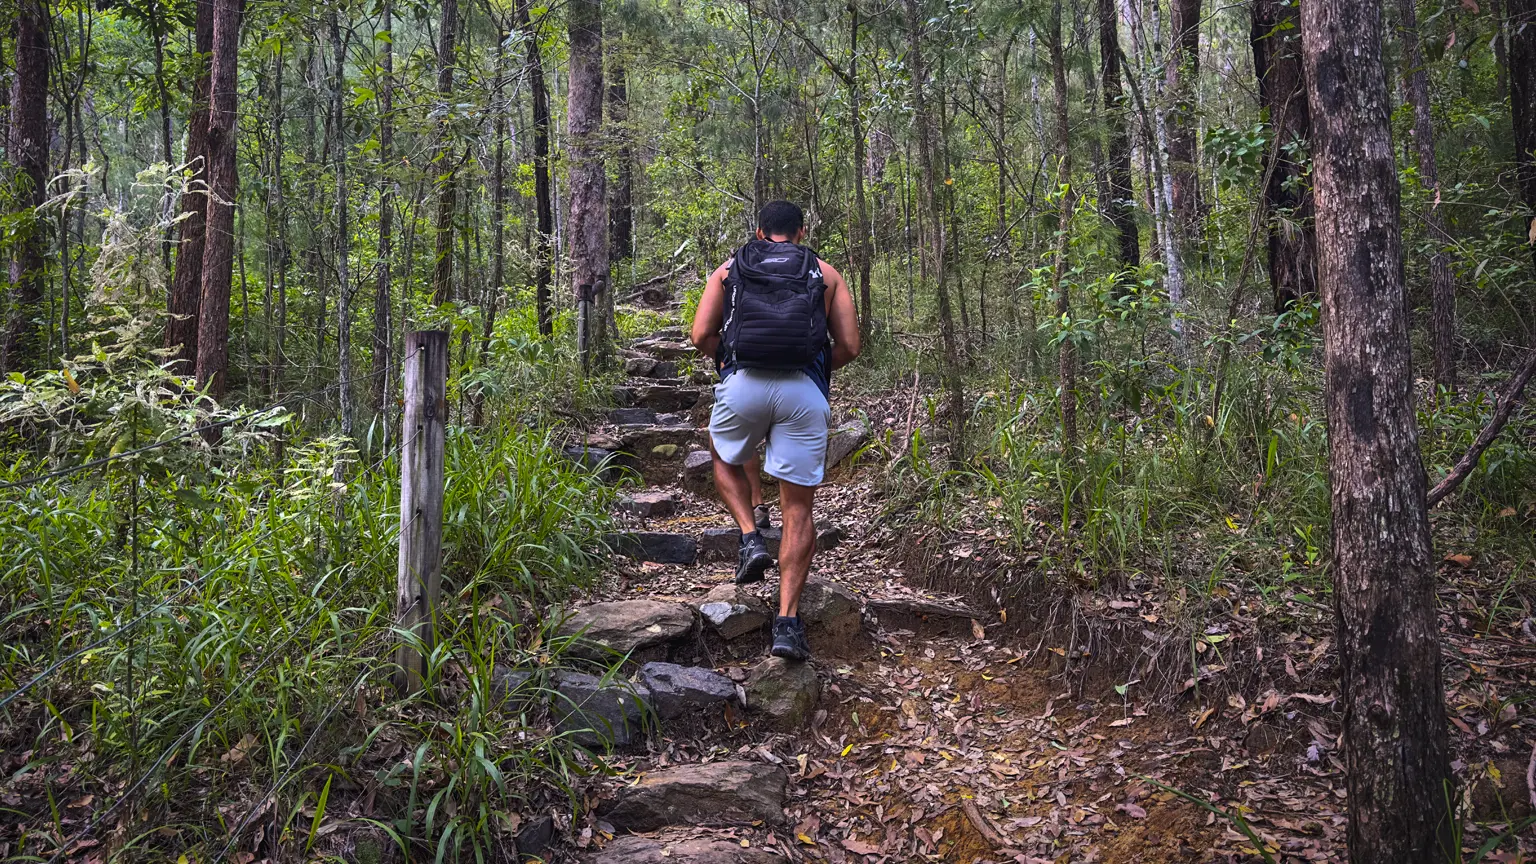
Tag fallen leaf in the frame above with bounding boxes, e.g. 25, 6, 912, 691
1445, 553, 1474, 568
1117, 802, 1148, 819
843, 837, 881, 855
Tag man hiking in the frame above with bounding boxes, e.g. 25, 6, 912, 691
689, 201, 861, 662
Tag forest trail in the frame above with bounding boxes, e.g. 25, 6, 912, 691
553, 331, 1351, 863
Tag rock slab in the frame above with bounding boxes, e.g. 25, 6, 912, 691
558, 600, 695, 660
824, 419, 870, 470
639, 662, 737, 719
602, 761, 787, 831
609, 407, 660, 426
586, 836, 779, 864
773, 578, 862, 646
605, 532, 698, 565
616, 490, 680, 519
745, 658, 819, 730
692, 584, 772, 640
551, 671, 651, 748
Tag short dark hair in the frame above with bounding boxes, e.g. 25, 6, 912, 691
758, 200, 804, 238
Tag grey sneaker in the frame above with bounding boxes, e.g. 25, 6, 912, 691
771, 616, 810, 662
735, 531, 773, 584
753, 504, 772, 532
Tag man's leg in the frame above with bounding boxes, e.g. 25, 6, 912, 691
710, 437, 758, 534
745, 453, 765, 508
775, 480, 816, 617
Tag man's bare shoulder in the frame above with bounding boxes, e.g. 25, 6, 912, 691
816, 258, 846, 285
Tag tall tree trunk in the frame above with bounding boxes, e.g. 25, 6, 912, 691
1515, 0, 1536, 270
1099, 0, 1139, 273
1165, 0, 1202, 237
371, 0, 393, 424
1050, 0, 1077, 456
271, 44, 287, 397
194, 0, 242, 399
1252, 0, 1317, 312
330, 7, 353, 437
4, 0, 48, 374
475, 19, 510, 428
1493, 0, 1509, 104
517, 0, 554, 337
903, 0, 965, 459
608, 56, 633, 268
166, 0, 214, 375
568, 0, 608, 372
431, 0, 458, 306
1301, 2, 1454, 860
849, 0, 874, 339
1397, 0, 1458, 393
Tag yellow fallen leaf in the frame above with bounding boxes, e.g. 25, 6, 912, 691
840, 743, 854, 757
797, 833, 817, 846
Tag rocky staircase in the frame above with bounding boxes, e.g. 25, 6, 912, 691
512, 331, 980, 862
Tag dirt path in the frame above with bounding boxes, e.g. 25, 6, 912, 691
566, 332, 1524, 863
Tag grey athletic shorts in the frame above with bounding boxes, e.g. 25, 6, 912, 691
709, 369, 832, 487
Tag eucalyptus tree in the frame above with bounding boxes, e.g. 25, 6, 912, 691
3, 0, 49, 374
1301, 0, 1453, 858
166, 0, 214, 375
569, 0, 609, 370
194, 0, 243, 398
1396, 0, 1457, 393
1251, 0, 1315, 313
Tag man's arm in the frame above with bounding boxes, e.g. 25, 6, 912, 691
820, 260, 861, 371
691, 261, 731, 358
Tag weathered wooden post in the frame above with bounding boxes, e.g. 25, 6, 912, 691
395, 330, 448, 694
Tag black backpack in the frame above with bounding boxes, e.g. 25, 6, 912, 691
720, 239, 829, 371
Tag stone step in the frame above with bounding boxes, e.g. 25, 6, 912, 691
682, 450, 714, 494
585, 836, 778, 864
561, 445, 638, 483
774, 579, 863, 651
601, 761, 787, 832
692, 584, 771, 641
698, 524, 845, 562
604, 531, 697, 565
632, 338, 695, 360
615, 490, 680, 519
639, 661, 738, 720
614, 423, 702, 453
745, 656, 820, 730
624, 357, 682, 379
557, 600, 696, 662
550, 670, 650, 748
614, 384, 701, 413
494, 661, 741, 751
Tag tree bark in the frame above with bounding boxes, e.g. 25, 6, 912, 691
371, 0, 394, 423
904, 0, 965, 458
1165, 0, 1202, 236
1050, 0, 1077, 456
849, 0, 874, 339
1301, 2, 1454, 860
193, 0, 242, 399
4, 0, 48, 374
430, 0, 458, 306
1251, 0, 1317, 313
330, 7, 353, 438
1506, 0, 1536, 269
517, 0, 554, 337
1099, 0, 1139, 274
166, 0, 214, 375
1396, 0, 1458, 393
609, 57, 633, 266
568, 0, 608, 372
